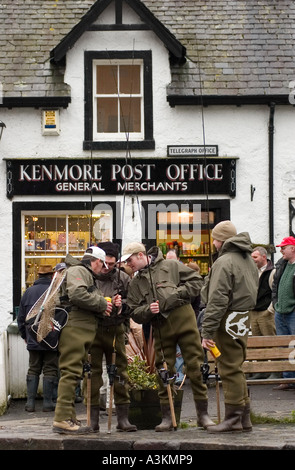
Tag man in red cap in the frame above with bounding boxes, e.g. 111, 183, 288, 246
272, 236, 295, 390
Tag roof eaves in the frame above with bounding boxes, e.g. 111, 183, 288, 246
50, 0, 186, 65
50, 0, 113, 64
167, 94, 291, 107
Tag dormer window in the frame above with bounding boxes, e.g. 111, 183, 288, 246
94, 60, 142, 138
84, 51, 154, 150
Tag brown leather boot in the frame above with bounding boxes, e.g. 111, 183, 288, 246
116, 404, 137, 432
155, 404, 174, 432
207, 404, 244, 433
195, 400, 215, 429
242, 402, 252, 432
90, 405, 100, 432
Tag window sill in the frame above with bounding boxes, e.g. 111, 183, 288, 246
83, 140, 155, 151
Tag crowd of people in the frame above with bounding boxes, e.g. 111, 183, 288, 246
17, 222, 295, 434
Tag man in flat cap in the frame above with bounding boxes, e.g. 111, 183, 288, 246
122, 242, 214, 432
271, 236, 295, 390
201, 221, 258, 433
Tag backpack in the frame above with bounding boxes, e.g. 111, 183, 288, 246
25, 268, 68, 350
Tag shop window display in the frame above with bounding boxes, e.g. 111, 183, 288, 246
24, 211, 112, 287
157, 210, 216, 275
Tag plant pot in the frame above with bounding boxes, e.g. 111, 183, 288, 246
129, 388, 183, 430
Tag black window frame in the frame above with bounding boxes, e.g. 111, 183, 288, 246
83, 50, 155, 151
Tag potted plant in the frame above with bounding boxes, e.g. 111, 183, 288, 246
126, 321, 183, 430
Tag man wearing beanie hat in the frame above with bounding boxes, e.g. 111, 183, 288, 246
211, 220, 237, 242
87, 241, 136, 432
271, 236, 295, 390
201, 221, 258, 433
53, 248, 113, 434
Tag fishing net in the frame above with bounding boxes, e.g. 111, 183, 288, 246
26, 269, 67, 343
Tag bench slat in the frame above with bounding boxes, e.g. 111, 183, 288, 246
247, 335, 295, 348
246, 348, 293, 360
243, 361, 295, 373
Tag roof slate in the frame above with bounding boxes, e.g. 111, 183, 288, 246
0, 0, 294, 99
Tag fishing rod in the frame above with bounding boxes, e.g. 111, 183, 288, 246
104, 44, 137, 432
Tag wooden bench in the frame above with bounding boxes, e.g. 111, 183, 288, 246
206, 335, 295, 386
243, 335, 295, 385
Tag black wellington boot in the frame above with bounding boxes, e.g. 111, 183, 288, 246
25, 375, 39, 412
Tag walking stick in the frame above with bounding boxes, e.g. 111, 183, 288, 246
162, 360, 177, 430
214, 361, 221, 423
83, 353, 92, 427
107, 339, 117, 434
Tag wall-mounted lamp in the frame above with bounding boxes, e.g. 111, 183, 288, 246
0, 120, 6, 141
250, 184, 256, 201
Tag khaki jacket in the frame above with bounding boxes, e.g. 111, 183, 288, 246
59, 254, 107, 315
201, 232, 258, 339
127, 246, 203, 324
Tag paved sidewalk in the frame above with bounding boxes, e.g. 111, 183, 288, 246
0, 383, 295, 451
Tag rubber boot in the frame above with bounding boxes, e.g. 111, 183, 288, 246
242, 402, 252, 432
207, 404, 244, 433
90, 405, 100, 432
155, 404, 174, 432
25, 375, 39, 412
116, 404, 137, 432
195, 400, 215, 429
43, 376, 56, 412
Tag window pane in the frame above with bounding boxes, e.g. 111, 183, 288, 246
120, 97, 141, 132
96, 65, 117, 94
97, 98, 118, 132
120, 65, 140, 94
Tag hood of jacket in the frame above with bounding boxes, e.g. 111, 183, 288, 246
218, 232, 253, 257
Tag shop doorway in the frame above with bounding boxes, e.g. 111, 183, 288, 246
142, 199, 230, 275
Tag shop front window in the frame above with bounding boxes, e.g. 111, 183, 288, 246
24, 210, 112, 288
156, 209, 216, 275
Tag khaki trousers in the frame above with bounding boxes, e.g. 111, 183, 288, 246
214, 310, 250, 406
153, 304, 208, 404
250, 309, 276, 336
89, 323, 130, 406
54, 311, 98, 422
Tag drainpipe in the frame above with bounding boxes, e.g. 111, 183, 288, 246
268, 103, 275, 262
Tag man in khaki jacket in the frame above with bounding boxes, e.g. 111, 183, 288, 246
53, 246, 112, 434
201, 221, 258, 433
122, 242, 214, 432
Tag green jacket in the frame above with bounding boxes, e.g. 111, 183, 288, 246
127, 246, 203, 324
58, 254, 107, 315
201, 232, 258, 339
96, 267, 131, 326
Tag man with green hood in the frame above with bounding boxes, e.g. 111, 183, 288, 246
201, 221, 258, 433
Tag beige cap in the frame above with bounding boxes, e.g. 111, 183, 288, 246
212, 220, 237, 241
120, 242, 146, 262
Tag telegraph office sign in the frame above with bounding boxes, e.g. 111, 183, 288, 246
6, 157, 237, 198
